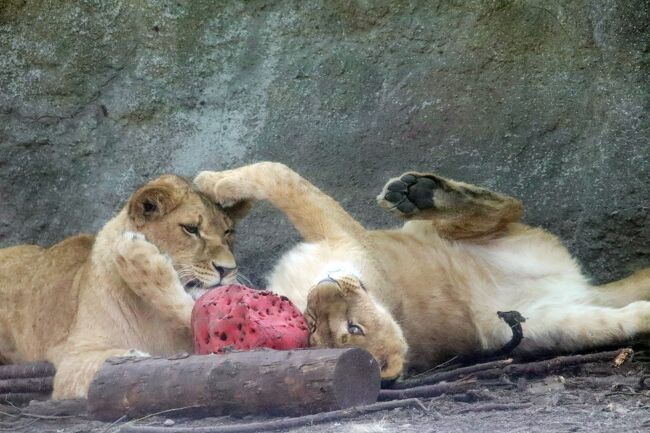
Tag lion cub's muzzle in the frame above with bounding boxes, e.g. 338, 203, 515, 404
179, 264, 239, 300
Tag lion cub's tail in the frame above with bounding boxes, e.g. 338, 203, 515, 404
590, 267, 650, 307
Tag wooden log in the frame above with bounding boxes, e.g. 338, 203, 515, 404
87, 348, 380, 421
0, 362, 55, 379
0, 377, 53, 393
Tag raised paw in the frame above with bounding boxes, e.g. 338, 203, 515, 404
115, 231, 163, 262
193, 170, 246, 208
377, 173, 441, 215
114, 231, 176, 286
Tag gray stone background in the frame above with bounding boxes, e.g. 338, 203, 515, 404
0, 0, 648, 286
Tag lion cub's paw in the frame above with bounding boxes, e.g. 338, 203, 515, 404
122, 231, 145, 242
114, 231, 175, 284
315, 271, 365, 296
123, 348, 151, 358
377, 173, 440, 215
115, 231, 161, 260
194, 170, 249, 207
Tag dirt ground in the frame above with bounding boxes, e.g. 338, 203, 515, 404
3, 347, 649, 433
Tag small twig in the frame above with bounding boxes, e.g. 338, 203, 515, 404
0, 393, 49, 405
407, 356, 460, 379
0, 404, 21, 417
563, 376, 641, 390
391, 359, 512, 389
604, 392, 650, 398
457, 402, 532, 413
0, 405, 76, 420
613, 349, 633, 367
0, 363, 55, 380
20, 397, 86, 417
101, 415, 127, 433
474, 348, 633, 380
122, 405, 203, 427
0, 417, 39, 431
379, 379, 476, 401
119, 399, 426, 433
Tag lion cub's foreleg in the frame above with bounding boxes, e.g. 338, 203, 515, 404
195, 162, 365, 242
113, 232, 194, 329
51, 232, 191, 399
52, 348, 148, 399
377, 172, 523, 239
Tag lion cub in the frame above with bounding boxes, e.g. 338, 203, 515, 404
195, 162, 650, 380
0, 175, 248, 398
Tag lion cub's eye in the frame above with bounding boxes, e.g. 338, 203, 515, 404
181, 224, 200, 236
348, 322, 365, 336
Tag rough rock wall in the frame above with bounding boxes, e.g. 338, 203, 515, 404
1, 0, 648, 285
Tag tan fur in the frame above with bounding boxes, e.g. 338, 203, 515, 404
195, 163, 650, 379
0, 175, 246, 398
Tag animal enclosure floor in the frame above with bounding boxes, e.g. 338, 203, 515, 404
2, 352, 649, 433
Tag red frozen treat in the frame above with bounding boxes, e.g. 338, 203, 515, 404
192, 284, 310, 354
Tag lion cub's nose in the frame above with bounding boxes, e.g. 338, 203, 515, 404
213, 264, 236, 279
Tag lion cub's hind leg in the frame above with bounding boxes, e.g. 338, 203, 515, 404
516, 301, 650, 355
377, 172, 523, 239
591, 268, 650, 307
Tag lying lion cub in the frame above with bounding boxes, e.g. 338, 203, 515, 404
195, 162, 650, 380
0, 175, 248, 398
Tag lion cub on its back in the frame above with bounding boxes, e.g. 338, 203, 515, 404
195, 162, 650, 380
0, 175, 248, 398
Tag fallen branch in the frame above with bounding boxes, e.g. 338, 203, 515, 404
0, 377, 53, 393
379, 379, 476, 401
119, 399, 426, 433
21, 398, 87, 417
474, 348, 633, 380
563, 376, 641, 390
457, 402, 532, 413
0, 362, 55, 380
390, 359, 512, 389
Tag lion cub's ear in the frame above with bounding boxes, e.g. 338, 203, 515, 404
128, 175, 190, 227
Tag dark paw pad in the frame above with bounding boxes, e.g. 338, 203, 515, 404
383, 174, 440, 213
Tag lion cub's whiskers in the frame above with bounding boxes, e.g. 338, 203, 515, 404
236, 273, 254, 287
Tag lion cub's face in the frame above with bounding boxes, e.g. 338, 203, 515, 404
305, 276, 408, 380
127, 175, 250, 300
